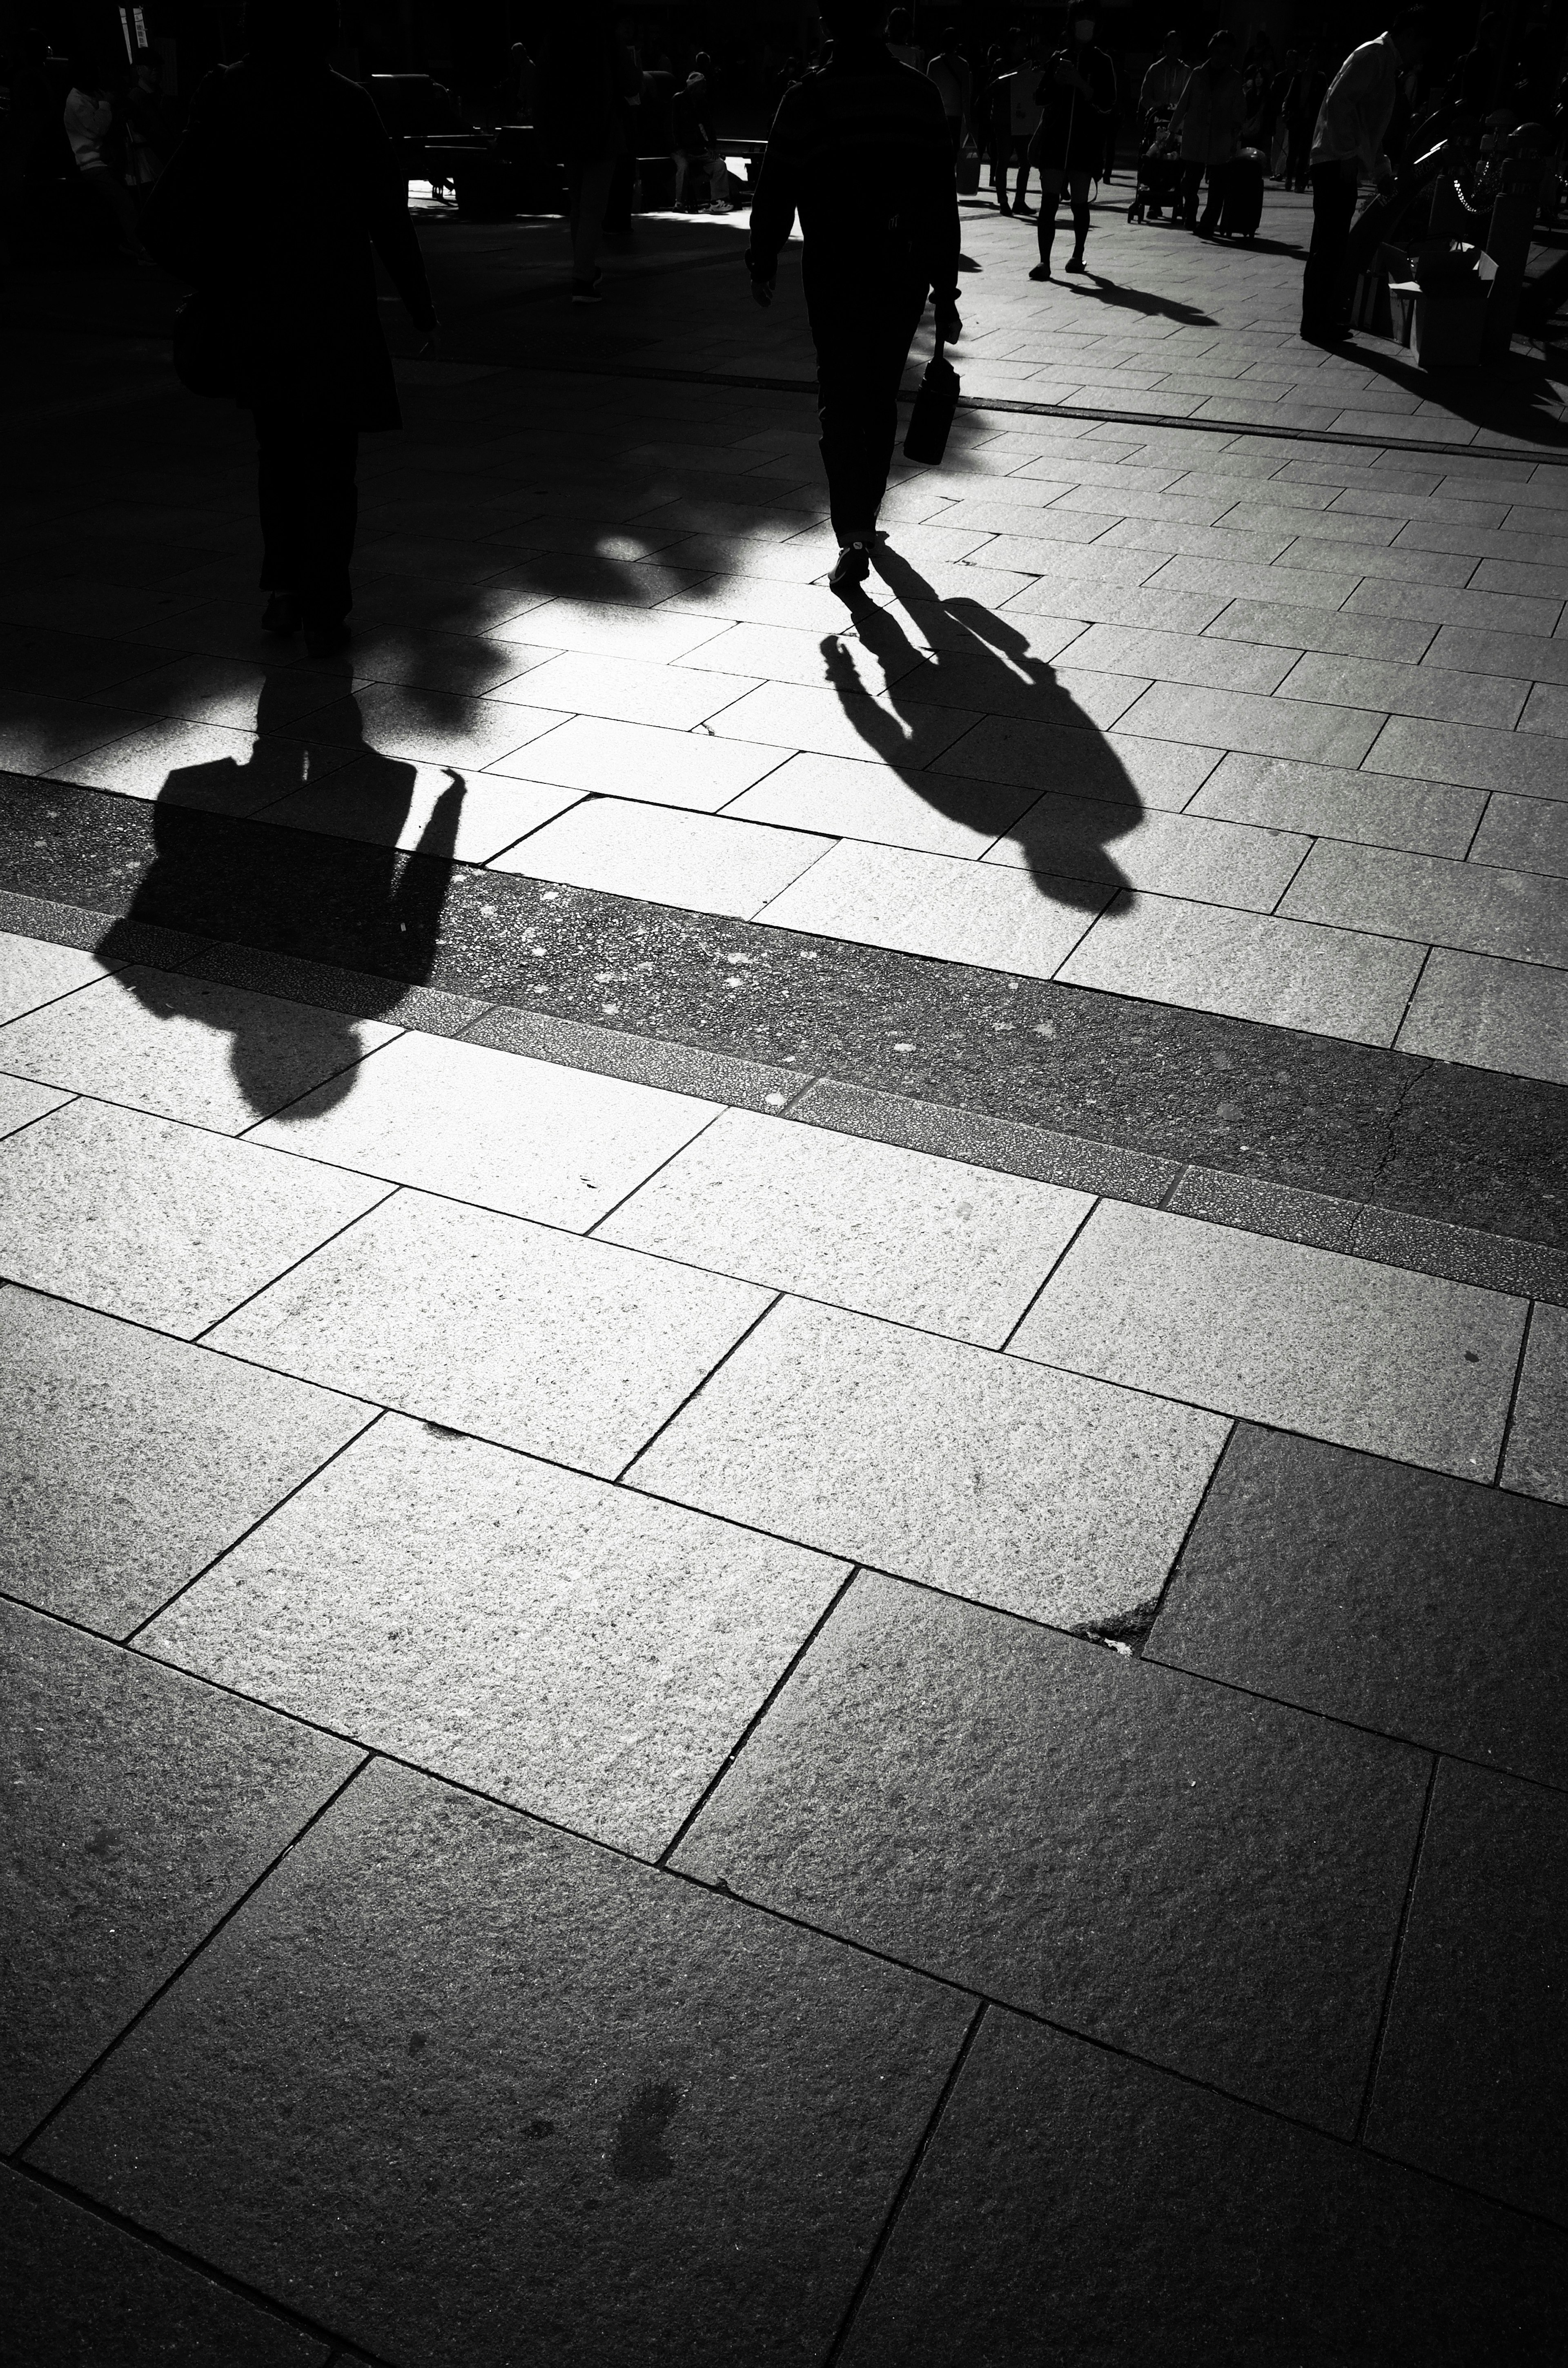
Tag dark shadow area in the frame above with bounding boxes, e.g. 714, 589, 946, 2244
1333, 335, 1568, 449
823, 543, 1139, 913
1067, 274, 1217, 327
94, 675, 465, 1119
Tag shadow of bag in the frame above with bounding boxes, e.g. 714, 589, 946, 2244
903, 344, 960, 464
172, 291, 236, 398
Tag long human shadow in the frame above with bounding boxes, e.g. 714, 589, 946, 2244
823, 544, 1140, 911
95, 673, 466, 1122
1063, 274, 1217, 326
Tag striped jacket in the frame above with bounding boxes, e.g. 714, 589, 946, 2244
746, 41, 960, 302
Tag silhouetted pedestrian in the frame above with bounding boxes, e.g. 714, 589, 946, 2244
537, 1, 641, 303
744, 0, 961, 592
1302, 10, 1430, 346
64, 55, 147, 261
142, 0, 437, 657
1029, 7, 1117, 279
1169, 31, 1245, 236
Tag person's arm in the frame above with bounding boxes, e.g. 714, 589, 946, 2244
360, 91, 438, 336
745, 86, 804, 288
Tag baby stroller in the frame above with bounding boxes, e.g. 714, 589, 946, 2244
1127, 112, 1180, 222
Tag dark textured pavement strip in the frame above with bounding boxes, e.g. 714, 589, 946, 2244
3, 774, 1567, 1293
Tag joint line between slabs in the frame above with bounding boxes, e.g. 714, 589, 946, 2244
823, 1999, 990, 2368
187, 1181, 403, 1347
1126, 1415, 1240, 1655
12, 1752, 374, 2163
656, 1565, 860, 1869
1492, 1298, 1537, 1490
7, 2161, 401, 2368
611, 1287, 784, 1485
1353, 1752, 1440, 2147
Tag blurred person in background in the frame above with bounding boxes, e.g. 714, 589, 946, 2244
1029, 4, 1116, 279
927, 26, 971, 159
885, 9, 924, 71
673, 67, 732, 210
1302, 7, 1430, 345
1169, 29, 1244, 235
1137, 27, 1187, 215
64, 53, 147, 261
744, 0, 961, 592
142, 0, 437, 656
123, 49, 174, 209
538, 1, 641, 303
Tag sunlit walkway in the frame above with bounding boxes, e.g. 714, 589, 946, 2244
4, 177, 1567, 2363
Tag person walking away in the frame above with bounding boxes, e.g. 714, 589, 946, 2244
123, 49, 173, 215
885, 9, 924, 71
1283, 48, 1327, 190
1169, 31, 1244, 236
1137, 28, 1187, 216
744, 0, 961, 593
672, 68, 731, 210
64, 57, 147, 261
141, 0, 437, 658
1302, 9, 1429, 346
1029, 7, 1116, 278
537, 2, 639, 303
927, 28, 971, 161
1003, 38, 1044, 211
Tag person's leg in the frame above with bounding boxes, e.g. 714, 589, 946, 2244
572, 153, 615, 280
80, 164, 143, 258
1302, 159, 1357, 337
1180, 160, 1203, 228
1013, 138, 1033, 212
673, 149, 688, 207
1197, 158, 1227, 234
254, 406, 303, 627
259, 412, 358, 647
997, 130, 1013, 210
1067, 166, 1092, 265
1032, 167, 1063, 275
809, 285, 923, 580
707, 146, 731, 207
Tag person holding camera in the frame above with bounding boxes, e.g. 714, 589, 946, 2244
1028, 6, 1117, 278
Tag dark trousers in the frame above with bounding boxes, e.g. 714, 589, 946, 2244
996, 134, 1032, 209
1180, 158, 1225, 231
1303, 159, 1358, 334
254, 408, 359, 625
807, 283, 926, 544
1285, 121, 1311, 188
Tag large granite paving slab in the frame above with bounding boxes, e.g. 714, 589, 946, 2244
29, 1759, 973, 2367
673, 1572, 1428, 2130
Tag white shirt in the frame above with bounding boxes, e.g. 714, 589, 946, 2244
64, 87, 114, 172
1311, 31, 1401, 175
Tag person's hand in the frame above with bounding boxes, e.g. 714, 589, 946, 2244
935, 303, 962, 343
418, 319, 441, 358
748, 270, 775, 307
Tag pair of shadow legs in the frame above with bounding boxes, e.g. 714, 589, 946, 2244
821, 544, 1140, 911
96, 676, 466, 1124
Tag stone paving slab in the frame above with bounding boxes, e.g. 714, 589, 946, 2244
673, 1572, 1427, 2131
839, 2011, 1568, 2366
28, 1759, 973, 2368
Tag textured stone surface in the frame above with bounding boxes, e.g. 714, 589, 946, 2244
842, 2010, 1568, 2366
145, 1414, 844, 1855
1367, 1759, 1568, 2226
0, 2167, 329, 2368
1, 1284, 372, 1636
1503, 1302, 1568, 1504
248, 1029, 720, 1229
600, 1107, 1091, 1346
0, 1097, 390, 1339
207, 1187, 769, 1477
1, 1600, 357, 2148
0, 925, 120, 1023
674, 1574, 1427, 2129
1014, 1202, 1526, 1480
30, 1759, 973, 2368
630, 1297, 1227, 1632
1149, 1426, 1568, 1788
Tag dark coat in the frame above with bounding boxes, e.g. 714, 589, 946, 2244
1030, 45, 1118, 174
143, 60, 434, 431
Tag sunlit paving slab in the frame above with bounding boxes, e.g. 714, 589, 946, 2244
206, 1188, 768, 1477
143, 1414, 845, 1856
247, 1032, 721, 1229
0, 930, 123, 1023
0, 1097, 390, 1338
0, 969, 396, 1133
27, 1762, 972, 2367
672, 1573, 1425, 2128
629, 1295, 1227, 1632
598, 1107, 1091, 1346
1012, 1204, 1526, 1480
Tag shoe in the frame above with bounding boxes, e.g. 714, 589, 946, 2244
570, 279, 603, 304
1064, 252, 1087, 272
1013, 202, 1035, 216
1028, 262, 1052, 280
262, 593, 301, 636
1148, 205, 1163, 219
706, 201, 733, 213
827, 540, 872, 593
1194, 224, 1215, 239
996, 198, 1011, 214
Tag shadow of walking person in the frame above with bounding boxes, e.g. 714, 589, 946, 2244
822, 543, 1141, 910
95, 673, 466, 1122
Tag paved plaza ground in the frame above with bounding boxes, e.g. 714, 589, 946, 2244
3, 180, 1568, 2363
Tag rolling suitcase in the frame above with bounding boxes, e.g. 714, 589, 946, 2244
1218, 149, 1265, 239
